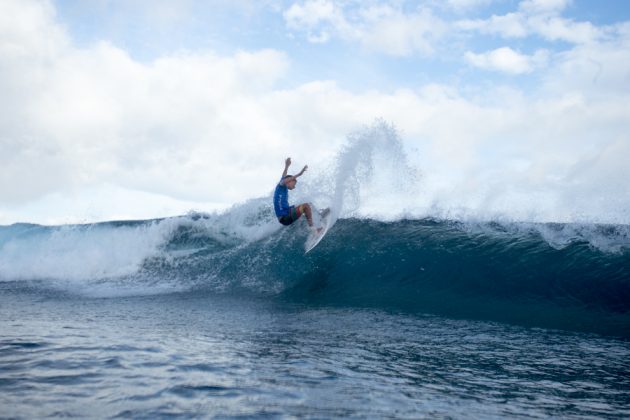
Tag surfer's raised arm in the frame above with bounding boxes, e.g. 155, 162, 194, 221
281, 158, 307, 183
294, 165, 308, 178
282, 157, 291, 179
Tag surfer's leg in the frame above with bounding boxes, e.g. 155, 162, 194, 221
297, 203, 322, 232
295, 203, 314, 227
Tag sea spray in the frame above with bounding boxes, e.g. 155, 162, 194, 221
303, 119, 419, 222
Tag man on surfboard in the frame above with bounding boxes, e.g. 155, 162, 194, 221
274, 157, 324, 233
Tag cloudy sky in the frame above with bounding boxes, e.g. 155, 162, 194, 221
1, 0, 629, 225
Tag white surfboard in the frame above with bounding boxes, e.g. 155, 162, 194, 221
304, 209, 334, 254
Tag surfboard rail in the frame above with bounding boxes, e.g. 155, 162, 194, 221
304, 209, 334, 253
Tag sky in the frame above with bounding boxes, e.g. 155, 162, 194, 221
1, 0, 629, 225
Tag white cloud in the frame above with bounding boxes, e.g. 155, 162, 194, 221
0, 0, 68, 57
457, 12, 528, 37
0, 0, 293, 208
458, 0, 603, 44
283, 1, 446, 56
358, 6, 446, 56
542, 22, 630, 97
283, 0, 351, 43
519, 0, 571, 15
1, 0, 629, 225
465, 47, 549, 74
284, 0, 604, 62
284, 0, 339, 28
528, 16, 602, 44
446, 0, 493, 12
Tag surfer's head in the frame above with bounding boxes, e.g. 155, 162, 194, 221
284, 175, 297, 190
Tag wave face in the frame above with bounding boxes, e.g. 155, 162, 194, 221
1, 214, 629, 337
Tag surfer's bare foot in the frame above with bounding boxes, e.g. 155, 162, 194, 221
316, 227, 323, 234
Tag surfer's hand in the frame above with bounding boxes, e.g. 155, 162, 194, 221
285, 157, 291, 167
300, 165, 308, 175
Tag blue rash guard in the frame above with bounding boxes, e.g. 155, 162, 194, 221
273, 179, 290, 217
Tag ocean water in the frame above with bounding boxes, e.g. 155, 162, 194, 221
1, 216, 629, 418
2, 123, 629, 417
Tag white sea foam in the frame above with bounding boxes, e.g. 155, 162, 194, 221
0, 220, 175, 282
457, 219, 630, 254
0, 201, 283, 291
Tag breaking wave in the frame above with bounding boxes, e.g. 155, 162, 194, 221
1, 121, 629, 337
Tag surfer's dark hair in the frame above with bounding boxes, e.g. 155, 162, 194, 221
283, 175, 293, 179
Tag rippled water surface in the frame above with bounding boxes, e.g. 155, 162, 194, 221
1, 287, 629, 418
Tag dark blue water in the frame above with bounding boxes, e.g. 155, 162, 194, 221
2, 289, 630, 418
1, 216, 630, 417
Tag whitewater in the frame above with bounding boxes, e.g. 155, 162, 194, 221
1, 122, 629, 418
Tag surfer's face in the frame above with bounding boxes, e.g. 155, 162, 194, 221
287, 179, 297, 190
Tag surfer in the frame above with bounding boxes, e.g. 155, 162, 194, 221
274, 157, 323, 233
